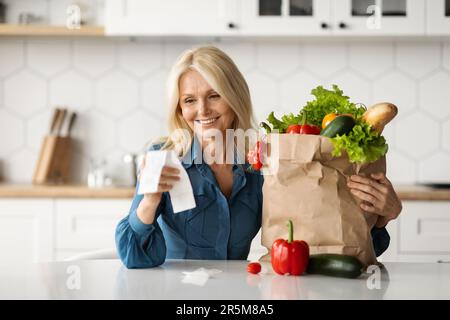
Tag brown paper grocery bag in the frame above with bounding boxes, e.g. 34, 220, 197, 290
260, 134, 386, 267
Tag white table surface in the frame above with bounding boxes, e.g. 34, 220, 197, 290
1, 259, 449, 300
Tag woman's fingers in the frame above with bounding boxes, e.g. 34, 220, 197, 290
161, 166, 180, 175
347, 180, 385, 201
157, 182, 174, 192
349, 174, 389, 195
370, 172, 391, 186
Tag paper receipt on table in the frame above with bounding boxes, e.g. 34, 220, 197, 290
137, 150, 196, 213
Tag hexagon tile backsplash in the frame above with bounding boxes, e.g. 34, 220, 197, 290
1, 38, 450, 185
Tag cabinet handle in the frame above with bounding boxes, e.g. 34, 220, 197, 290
320, 22, 329, 29
339, 22, 348, 29
228, 22, 236, 29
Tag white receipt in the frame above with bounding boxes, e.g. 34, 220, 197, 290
181, 268, 222, 286
137, 150, 196, 213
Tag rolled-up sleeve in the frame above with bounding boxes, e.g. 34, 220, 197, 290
115, 185, 167, 269
371, 226, 390, 257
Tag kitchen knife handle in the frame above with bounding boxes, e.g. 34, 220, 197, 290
49, 108, 61, 135
66, 112, 77, 137
54, 108, 67, 136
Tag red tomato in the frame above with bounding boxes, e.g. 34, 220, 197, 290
247, 262, 262, 274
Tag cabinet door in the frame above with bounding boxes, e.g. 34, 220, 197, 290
427, 0, 450, 35
0, 199, 53, 263
240, 0, 332, 35
55, 199, 131, 251
105, 0, 239, 36
399, 201, 450, 254
333, 0, 425, 35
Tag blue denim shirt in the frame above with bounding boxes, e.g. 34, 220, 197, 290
116, 138, 390, 269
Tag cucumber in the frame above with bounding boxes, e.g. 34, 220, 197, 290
306, 254, 363, 279
320, 115, 355, 138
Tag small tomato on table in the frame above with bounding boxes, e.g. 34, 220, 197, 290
247, 262, 262, 274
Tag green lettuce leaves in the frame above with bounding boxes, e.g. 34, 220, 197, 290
331, 121, 388, 164
300, 85, 366, 127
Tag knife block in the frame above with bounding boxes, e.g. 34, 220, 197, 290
33, 136, 72, 185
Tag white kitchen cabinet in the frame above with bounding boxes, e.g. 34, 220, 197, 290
333, 0, 425, 36
0, 198, 131, 264
54, 199, 130, 251
105, 0, 239, 36
240, 0, 332, 36
0, 199, 53, 263
426, 0, 450, 35
380, 201, 450, 263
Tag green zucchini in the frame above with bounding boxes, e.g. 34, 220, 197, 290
306, 254, 364, 279
320, 115, 355, 138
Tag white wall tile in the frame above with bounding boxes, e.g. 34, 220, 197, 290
373, 72, 416, 114
419, 71, 450, 118
70, 151, 90, 184
141, 70, 168, 119
256, 42, 301, 78
117, 40, 162, 77
0, 39, 24, 77
328, 71, 370, 105
27, 40, 70, 77
418, 153, 450, 183
4, 70, 47, 117
117, 110, 164, 153
3, 149, 37, 183
386, 151, 417, 184
26, 108, 52, 153
49, 70, 93, 111
279, 71, 322, 113
443, 120, 450, 154
444, 42, 450, 72
70, 110, 116, 158
96, 70, 138, 118
0, 109, 24, 157
395, 112, 439, 159
349, 42, 394, 79
73, 39, 115, 78
244, 70, 279, 123
302, 43, 347, 78
216, 41, 256, 72
396, 42, 440, 79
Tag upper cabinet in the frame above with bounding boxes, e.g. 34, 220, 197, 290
333, 0, 425, 35
240, 0, 332, 36
427, 0, 450, 35
240, 0, 425, 36
105, 0, 439, 37
105, 0, 239, 36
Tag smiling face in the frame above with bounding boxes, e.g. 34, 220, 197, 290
178, 69, 235, 140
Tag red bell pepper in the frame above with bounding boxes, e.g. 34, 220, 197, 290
286, 114, 320, 135
247, 141, 263, 171
271, 220, 309, 276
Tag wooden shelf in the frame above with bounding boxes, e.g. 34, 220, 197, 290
0, 24, 104, 36
0, 184, 134, 198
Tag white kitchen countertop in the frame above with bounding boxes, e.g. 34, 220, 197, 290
1, 259, 449, 300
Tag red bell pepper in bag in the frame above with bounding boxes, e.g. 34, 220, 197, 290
271, 220, 309, 276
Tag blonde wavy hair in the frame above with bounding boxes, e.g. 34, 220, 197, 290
149, 45, 256, 158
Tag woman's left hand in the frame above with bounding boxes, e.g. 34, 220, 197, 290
347, 172, 402, 228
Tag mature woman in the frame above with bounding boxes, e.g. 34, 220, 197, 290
115, 45, 402, 269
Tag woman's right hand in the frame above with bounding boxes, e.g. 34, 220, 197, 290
136, 165, 180, 225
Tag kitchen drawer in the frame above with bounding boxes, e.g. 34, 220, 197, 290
55, 199, 131, 250
399, 201, 450, 253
